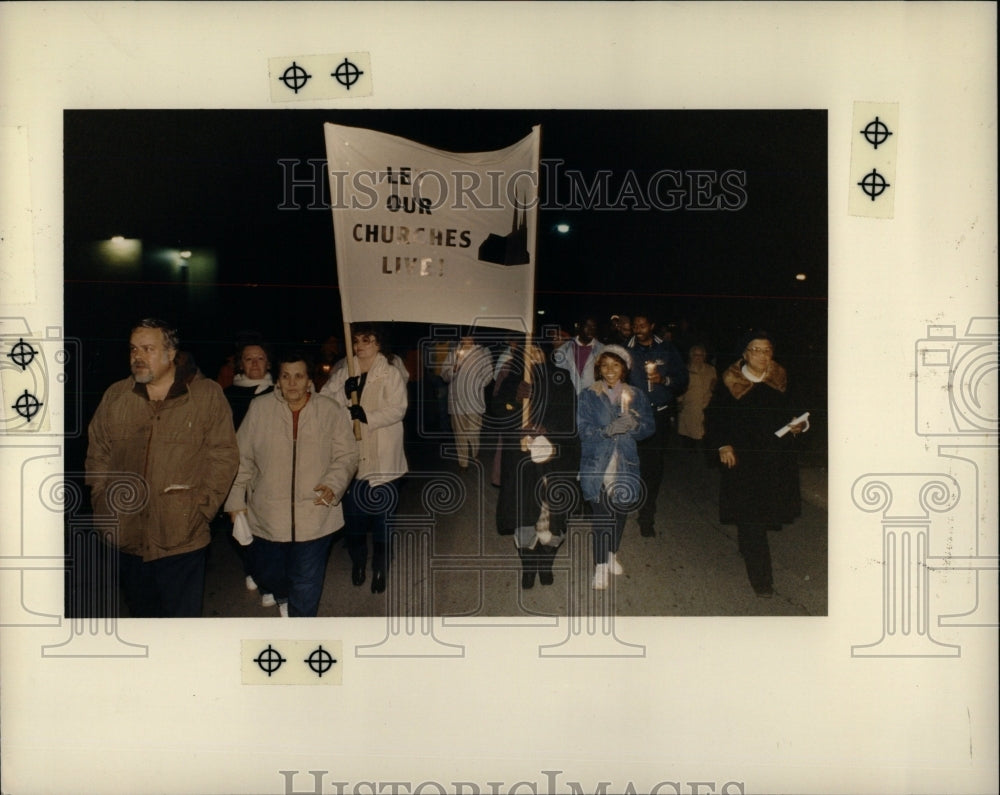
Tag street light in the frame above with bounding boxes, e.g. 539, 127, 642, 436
95, 236, 141, 270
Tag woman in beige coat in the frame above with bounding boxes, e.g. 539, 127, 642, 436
226, 351, 358, 616
677, 345, 717, 452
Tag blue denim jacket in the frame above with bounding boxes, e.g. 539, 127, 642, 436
577, 381, 655, 503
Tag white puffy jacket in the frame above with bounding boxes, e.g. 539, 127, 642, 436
322, 353, 408, 487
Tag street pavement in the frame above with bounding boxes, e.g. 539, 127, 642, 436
202, 436, 828, 619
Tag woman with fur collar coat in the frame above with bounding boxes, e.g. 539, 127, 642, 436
709, 331, 808, 597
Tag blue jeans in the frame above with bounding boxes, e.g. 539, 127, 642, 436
118, 546, 206, 618
343, 478, 399, 571
253, 534, 335, 617
591, 489, 628, 562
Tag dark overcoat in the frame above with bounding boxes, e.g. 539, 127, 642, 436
708, 360, 803, 526
491, 354, 579, 534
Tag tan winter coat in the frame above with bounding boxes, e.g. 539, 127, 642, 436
677, 362, 717, 440
85, 361, 239, 562
224, 388, 358, 543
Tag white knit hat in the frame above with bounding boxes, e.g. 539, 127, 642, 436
601, 344, 633, 369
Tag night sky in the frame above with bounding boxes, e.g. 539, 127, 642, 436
64, 108, 827, 464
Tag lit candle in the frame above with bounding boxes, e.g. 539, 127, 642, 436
644, 360, 656, 391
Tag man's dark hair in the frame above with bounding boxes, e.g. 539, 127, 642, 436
133, 318, 179, 350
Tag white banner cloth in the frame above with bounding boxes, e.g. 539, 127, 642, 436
324, 123, 540, 332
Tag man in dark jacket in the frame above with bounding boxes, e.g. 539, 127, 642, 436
626, 312, 689, 536
85, 318, 239, 617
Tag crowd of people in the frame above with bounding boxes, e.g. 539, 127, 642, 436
84, 313, 811, 617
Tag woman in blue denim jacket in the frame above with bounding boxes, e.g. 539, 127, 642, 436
577, 345, 655, 589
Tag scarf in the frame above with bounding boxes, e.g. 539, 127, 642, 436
722, 359, 787, 400
232, 372, 274, 394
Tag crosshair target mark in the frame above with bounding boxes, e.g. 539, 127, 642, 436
280, 62, 312, 94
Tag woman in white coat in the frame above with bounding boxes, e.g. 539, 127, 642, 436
322, 324, 408, 594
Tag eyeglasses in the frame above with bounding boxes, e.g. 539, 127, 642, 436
746, 347, 773, 355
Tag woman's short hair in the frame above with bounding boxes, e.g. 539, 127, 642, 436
234, 338, 272, 374
277, 349, 315, 380
739, 329, 776, 354
351, 322, 396, 364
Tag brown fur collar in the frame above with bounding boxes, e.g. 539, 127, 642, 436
722, 360, 787, 400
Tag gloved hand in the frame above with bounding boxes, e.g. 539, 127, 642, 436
348, 404, 368, 424
344, 376, 362, 400
604, 413, 638, 436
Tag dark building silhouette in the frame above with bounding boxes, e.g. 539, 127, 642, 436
477, 195, 530, 266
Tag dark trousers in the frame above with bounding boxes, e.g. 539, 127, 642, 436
636, 406, 670, 529
118, 547, 207, 618
343, 478, 398, 572
591, 490, 628, 562
253, 534, 335, 617
737, 523, 776, 591
239, 538, 259, 579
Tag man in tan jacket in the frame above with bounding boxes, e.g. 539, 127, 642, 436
85, 318, 239, 617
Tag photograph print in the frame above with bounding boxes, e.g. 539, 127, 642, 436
63, 108, 827, 619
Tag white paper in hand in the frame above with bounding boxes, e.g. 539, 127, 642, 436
529, 435, 555, 464
775, 411, 810, 438
232, 512, 253, 546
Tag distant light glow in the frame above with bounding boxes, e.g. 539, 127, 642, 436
536, 309, 546, 315
179, 250, 192, 259
795, 273, 807, 281
555, 223, 570, 234
97, 236, 142, 267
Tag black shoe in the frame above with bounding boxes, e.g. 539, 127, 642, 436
518, 547, 538, 589
753, 583, 774, 598
351, 562, 366, 587
371, 569, 386, 594
537, 546, 557, 586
